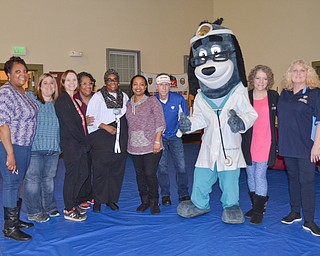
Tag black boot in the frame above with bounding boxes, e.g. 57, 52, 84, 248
136, 195, 150, 212
3, 207, 32, 241
150, 198, 160, 215
17, 198, 34, 229
250, 195, 268, 225
244, 192, 255, 218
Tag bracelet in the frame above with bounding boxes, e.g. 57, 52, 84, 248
154, 141, 160, 144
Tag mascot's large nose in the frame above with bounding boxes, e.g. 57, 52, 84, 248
202, 67, 216, 76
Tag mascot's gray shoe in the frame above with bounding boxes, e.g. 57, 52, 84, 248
222, 206, 245, 224
177, 200, 210, 218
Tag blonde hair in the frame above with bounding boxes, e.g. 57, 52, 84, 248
35, 73, 59, 104
281, 60, 319, 90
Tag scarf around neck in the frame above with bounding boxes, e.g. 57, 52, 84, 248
100, 86, 123, 109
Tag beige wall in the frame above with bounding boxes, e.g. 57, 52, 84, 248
1, 0, 213, 87
213, 0, 320, 91
1, 0, 319, 90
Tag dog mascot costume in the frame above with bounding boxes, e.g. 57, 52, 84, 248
177, 19, 258, 224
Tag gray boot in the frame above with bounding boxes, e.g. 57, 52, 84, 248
222, 206, 244, 224
177, 200, 210, 218
3, 207, 32, 241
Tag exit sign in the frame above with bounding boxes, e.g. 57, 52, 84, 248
12, 46, 26, 56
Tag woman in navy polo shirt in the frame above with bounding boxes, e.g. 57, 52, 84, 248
278, 60, 320, 236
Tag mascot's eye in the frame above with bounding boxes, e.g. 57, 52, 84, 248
199, 49, 208, 58
211, 46, 221, 55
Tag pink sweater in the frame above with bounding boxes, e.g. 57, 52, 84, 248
126, 95, 165, 155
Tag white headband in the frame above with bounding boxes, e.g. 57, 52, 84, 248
190, 23, 233, 44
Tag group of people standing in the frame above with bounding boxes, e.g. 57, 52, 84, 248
0, 57, 190, 241
1, 56, 320, 241
242, 60, 320, 237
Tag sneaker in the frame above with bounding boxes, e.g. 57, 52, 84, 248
162, 196, 171, 206
303, 221, 320, 236
78, 202, 90, 210
281, 211, 302, 224
75, 206, 87, 215
49, 210, 60, 217
87, 199, 94, 205
28, 213, 50, 223
64, 209, 87, 222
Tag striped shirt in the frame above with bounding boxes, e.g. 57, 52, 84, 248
0, 82, 38, 146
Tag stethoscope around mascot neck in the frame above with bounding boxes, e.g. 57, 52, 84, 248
215, 108, 233, 166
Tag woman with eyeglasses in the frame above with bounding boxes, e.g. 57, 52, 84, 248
86, 69, 129, 212
74, 72, 95, 210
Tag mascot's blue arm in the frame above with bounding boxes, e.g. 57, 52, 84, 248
227, 109, 245, 133
179, 112, 192, 133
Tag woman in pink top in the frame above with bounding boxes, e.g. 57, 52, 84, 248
241, 65, 279, 224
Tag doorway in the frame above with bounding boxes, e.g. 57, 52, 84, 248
0, 63, 43, 90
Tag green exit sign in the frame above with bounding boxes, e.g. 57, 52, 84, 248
12, 46, 26, 56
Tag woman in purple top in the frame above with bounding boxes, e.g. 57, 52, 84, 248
126, 75, 165, 214
0, 56, 38, 241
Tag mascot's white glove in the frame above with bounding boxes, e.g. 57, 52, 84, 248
227, 109, 245, 133
179, 112, 191, 133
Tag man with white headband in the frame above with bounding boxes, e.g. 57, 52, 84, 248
155, 73, 190, 206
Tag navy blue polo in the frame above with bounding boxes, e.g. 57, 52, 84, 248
278, 87, 320, 159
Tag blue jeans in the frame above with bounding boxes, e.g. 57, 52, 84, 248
246, 161, 268, 196
0, 142, 31, 208
157, 137, 189, 198
23, 151, 59, 216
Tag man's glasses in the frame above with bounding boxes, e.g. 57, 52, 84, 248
106, 78, 119, 84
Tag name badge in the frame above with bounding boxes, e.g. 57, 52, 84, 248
113, 108, 121, 115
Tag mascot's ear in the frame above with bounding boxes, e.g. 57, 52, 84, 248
188, 47, 199, 96
232, 35, 247, 87
213, 18, 223, 25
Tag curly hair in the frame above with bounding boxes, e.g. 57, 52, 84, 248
35, 73, 59, 104
104, 69, 119, 83
77, 71, 96, 90
281, 60, 320, 90
247, 65, 274, 90
4, 56, 28, 77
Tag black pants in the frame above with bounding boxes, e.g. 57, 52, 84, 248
284, 157, 316, 222
132, 152, 162, 199
89, 129, 127, 204
62, 148, 89, 211
77, 153, 93, 203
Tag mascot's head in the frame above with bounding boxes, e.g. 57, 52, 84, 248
188, 18, 247, 99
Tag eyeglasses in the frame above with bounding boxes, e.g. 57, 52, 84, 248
190, 50, 235, 67
81, 82, 94, 86
106, 78, 119, 84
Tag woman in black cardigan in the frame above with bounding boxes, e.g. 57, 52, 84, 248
55, 70, 90, 222
241, 65, 279, 224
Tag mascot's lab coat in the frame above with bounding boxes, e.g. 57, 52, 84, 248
188, 83, 257, 172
